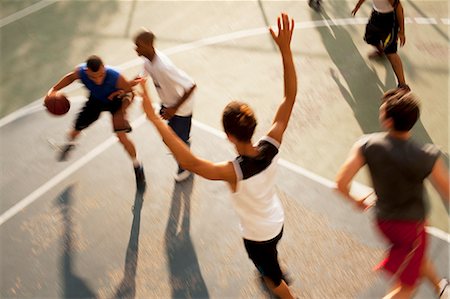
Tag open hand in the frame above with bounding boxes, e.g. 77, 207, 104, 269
269, 13, 294, 52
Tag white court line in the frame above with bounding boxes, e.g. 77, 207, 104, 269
0, 0, 57, 28
1, 17, 449, 241
415, 17, 438, 24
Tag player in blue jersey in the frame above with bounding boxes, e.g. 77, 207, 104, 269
45, 55, 146, 191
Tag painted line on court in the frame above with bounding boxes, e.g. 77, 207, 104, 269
0, 0, 57, 28
1, 16, 448, 129
1, 16, 449, 241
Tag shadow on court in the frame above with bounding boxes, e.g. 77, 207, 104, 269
113, 190, 144, 299
165, 176, 209, 299
58, 186, 96, 299
58, 186, 145, 299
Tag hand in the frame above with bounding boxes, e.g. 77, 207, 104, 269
161, 106, 176, 120
130, 75, 145, 87
398, 31, 406, 47
355, 192, 376, 211
108, 90, 125, 100
269, 13, 294, 52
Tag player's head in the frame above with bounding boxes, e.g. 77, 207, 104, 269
85, 55, 106, 85
222, 101, 257, 143
379, 88, 420, 132
134, 30, 155, 59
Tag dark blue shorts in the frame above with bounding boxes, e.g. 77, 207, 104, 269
75, 96, 124, 131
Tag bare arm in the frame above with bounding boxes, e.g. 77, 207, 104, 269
266, 13, 297, 144
161, 84, 197, 120
139, 79, 236, 185
394, 0, 406, 46
352, 0, 366, 16
335, 142, 371, 210
429, 157, 450, 203
46, 69, 79, 97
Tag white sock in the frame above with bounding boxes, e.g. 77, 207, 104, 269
132, 159, 141, 168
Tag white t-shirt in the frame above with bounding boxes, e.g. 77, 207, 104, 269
372, 0, 394, 13
142, 50, 195, 116
230, 136, 284, 241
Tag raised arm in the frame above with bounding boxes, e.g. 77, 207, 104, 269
351, 0, 366, 16
266, 13, 297, 144
139, 79, 236, 185
46, 69, 79, 98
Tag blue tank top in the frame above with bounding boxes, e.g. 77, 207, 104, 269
78, 65, 120, 102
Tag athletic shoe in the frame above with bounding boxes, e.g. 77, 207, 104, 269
174, 169, 191, 182
439, 278, 449, 298
308, 0, 321, 12
58, 143, 75, 161
134, 165, 146, 192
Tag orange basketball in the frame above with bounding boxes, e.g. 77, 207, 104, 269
45, 94, 70, 116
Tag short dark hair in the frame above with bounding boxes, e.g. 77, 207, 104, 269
86, 55, 103, 72
134, 30, 155, 44
222, 101, 257, 142
382, 88, 420, 131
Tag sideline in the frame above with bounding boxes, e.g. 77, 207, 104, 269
0, 0, 57, 28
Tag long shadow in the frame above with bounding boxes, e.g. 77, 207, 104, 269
313, 10, 386, 134
165, 176, 209, 299
113, 190, 144, 299
58, 186, 97, 299
312, 10, 442, 155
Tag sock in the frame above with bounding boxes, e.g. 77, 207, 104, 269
132, 159, 141, 168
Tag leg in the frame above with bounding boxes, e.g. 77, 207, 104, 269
168, 115, 192, 181
112, 96, 132, 133
262, 277, 294, 299
386, 53, 407, 87
383, 284, 415, 299
116, 132, 137, 160
59, 100, 101, 161
244, 229, 295, 299
116, 132, 146, 191
420, 257, 441, 295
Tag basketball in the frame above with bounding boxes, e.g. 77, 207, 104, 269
45, 94, 70, 116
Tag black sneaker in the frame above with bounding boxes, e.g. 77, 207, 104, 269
308, 0, 321, 12
134, 165, 146, 192
58, 143, 75, 161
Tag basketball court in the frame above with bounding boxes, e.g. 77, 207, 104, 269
1, 1, 449, 298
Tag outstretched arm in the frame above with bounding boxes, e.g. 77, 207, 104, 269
266, 13, 297, 144
46, 69, 79, 98
351, 0, 366, 16
139, 79, 236, 185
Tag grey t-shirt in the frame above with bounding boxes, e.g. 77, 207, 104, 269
360, 133, 440, 221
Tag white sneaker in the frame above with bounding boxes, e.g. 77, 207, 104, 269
174, 169, 191, 182
439, 278, 449, 298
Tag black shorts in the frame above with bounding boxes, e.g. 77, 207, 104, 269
74, 96, 124, 131
364, 10, 398, 54
243, 227, 284, 286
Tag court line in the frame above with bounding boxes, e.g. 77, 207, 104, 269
0, 16, 448, 241
0, 0, 57, 28
1, 16, 448, 128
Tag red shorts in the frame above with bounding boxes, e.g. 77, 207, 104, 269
375, 220, 426, 286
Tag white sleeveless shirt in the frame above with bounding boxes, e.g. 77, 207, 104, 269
230, 136, 284, 241
372, 0, 394, 13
